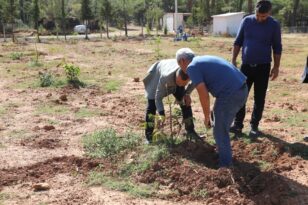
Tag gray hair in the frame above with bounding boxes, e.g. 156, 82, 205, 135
176, 48, 195, 63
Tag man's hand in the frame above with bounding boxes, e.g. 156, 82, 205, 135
157, 115, 165, 129
232, 59, 237, 67
204, 117, 211, 129
270, 66, 279, 81
183, 95, 192, 106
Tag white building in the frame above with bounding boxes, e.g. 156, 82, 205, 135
212, 12, 245, 36
163, 13, 191, 33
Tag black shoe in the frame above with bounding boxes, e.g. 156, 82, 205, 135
186, 130, 203, 142
249, 126, 262, 138
230, 125, 242, 134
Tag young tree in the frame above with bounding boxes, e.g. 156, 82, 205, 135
4, 0, 18, 42
101, 0, 112, 39
32, 0, 40, 42
81, 0, 93, 40
61, 0, 67, 40
0, 1, 5, 41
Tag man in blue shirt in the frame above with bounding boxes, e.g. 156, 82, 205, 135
231, 0, 282, 137
176, 48, 248, 167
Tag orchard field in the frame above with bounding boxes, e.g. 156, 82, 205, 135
0, 33, 307, 205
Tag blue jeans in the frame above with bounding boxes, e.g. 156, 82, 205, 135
213, 84, 248, 167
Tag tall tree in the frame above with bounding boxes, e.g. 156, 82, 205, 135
5, 0, 18, 42
101, 0, 112, 39
32, 0, 40, 42
247, 0, 253, 14
292, 0, 300, 26
0, 1, 6, 41
123, 0, 128, 37
81, 0, 93, 39
61, 0, 67, 40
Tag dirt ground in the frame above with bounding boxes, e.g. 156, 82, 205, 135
0, 33, 307, 205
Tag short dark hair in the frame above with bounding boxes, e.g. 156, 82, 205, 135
177, 69, 189, 81
256, 0, 272, 13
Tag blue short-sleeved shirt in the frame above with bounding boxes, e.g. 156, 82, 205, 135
187, 56, 246, 98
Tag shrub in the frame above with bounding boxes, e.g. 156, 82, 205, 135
39, 72, 54, 87
10, 52, 23, 60
83, 129, 141, 158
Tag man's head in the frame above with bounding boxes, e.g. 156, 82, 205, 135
176, 48, 195, 74
175, 68, 189, 86
255, 0, 272, 22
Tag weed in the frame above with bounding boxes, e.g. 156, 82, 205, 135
120, 144, 169, 177
28, 58, 43, 67
83, 129, 141, 158
10, 52, 23, 60
0, 193, 9, 205
104, 80, 121, 92
36, 104, 69, 115
258, 160, 272, 171
75, 107, 102, 118
192, 189, 208, 198
0, 107, 7, 117
39, 72, 54, 87
88, 172, 155, 198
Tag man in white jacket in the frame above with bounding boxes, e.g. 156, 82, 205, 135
143, 59, 200, 143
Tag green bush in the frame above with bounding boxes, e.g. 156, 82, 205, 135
10, 52, 23, 60
39, 72, 54, 87
83, 129, 141, 158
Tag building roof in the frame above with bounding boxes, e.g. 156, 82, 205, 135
212, 12, 245, 18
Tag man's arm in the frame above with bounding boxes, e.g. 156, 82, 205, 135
195, 82, 211, 128
232, 45, 241, 67
155, 78, 166, 116
271, 22, 282, 81
232, 18, 245, 67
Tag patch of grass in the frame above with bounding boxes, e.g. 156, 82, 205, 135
192, 189, 208, 198
258, 160, 272, 171
120, 144, 169, 177
0, 192, 9, 205
104, 79, 122, 92
28, 58, 43, 67
9, 52, 23, 60
0, 107, 7, 117
36, 104, 69, 115
83, 129, 141, 158
88, 172, 155, 198
75, 107, 103, 118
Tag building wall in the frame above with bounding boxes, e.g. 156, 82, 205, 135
212, 13, 244, 36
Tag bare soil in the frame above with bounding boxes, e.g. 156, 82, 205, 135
0, 35, 307, 204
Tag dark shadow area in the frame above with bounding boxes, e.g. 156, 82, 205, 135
232, 132, 308, 160
232, 160, 308, 205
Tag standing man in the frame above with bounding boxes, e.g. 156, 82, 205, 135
143, 59, 200, 143
231, 0, 282, 137
176, 48, 248, 167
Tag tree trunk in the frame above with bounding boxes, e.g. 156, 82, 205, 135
99, 20, 103, 39
211, 0, 216, 14
292, 0, 300, 27
186, 0, 193, 12
20, 0, 25, 23
140, 18, 144, 37
205, 0, 211, 21
123, 0, 128, 37
248, 0, 253, 14
106, 18, 109, 39
238, 0, 244, 11
85, 20, 89, 40
11, 23, 15, 43
3, 23, 6, 42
